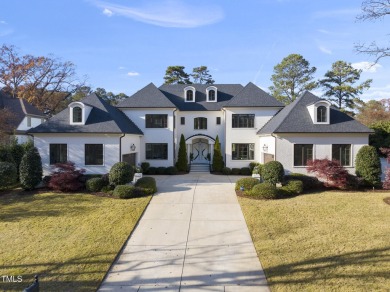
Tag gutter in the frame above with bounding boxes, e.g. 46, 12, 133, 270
173, 108, 177, 164
271, 133, 277, 161
222, 107, 226, 164
119, 133, 125, 162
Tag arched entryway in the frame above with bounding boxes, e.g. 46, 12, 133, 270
185, 134, 215, 165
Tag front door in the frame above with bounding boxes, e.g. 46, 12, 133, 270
192, 138, 209, 164
122, 153, 136, 167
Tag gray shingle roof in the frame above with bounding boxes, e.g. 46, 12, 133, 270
225, 82, 284, 107
29, 93, 143, 134
258, 91, 374, 134
117, 83, 176, 108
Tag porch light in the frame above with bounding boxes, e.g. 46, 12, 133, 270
130, 144, 136, 151
262, 144, 268, 152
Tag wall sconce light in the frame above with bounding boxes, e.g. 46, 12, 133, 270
130, 144, 136, 151
262, 144, 268, 152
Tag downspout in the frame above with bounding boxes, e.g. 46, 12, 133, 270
173, 108, 177, 164
271, 133, 277, 161
222, 107, 226, 164
119, 133, 125, 162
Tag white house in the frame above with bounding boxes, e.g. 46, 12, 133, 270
28, 83, 373, 175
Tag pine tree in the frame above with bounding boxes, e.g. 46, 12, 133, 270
163, 66, 192, 84
212, 135, 224, 172
191, 66, 215, 84
176, 134, 188, 172
19, 147, 43, 190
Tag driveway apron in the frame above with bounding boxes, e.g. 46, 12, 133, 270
99, 174, 269, 292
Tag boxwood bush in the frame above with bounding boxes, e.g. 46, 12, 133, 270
0, 162, 17, 188
240, 167, 251, 176
86, 177, 105, 192
141, 162, 150, 174
165, 166, 178, 175
248, 183, 278, 200
20, 147, 43, 191
278, 180, 304, 197
284, 173, 321, 191
134, 177, 157, 194
222, 167, 232, 175
113, 185, 147, 199
235, 177, 260, 191
262, 161, 284, 185
157, 167, 166, 175
147, 167, 156, 175
355, 145, 382, 188
249, 162, 260, 173
231, 168, 241, 175
109, 162, 134, 186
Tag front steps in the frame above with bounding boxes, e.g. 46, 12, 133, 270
190, 163, 210, 173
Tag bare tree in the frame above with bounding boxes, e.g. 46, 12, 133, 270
355, 0, 390, 62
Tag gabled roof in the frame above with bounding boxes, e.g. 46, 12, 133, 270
0, 90, 45, 128
258, 91, 373, 134
116, 83, 176, 108
225, 82, 284, 107
29, 93, 143, 134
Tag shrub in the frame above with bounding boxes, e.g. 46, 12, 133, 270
307, 159, 348, 189
135, 177, 157, 194
19, 147, 43, 190
380, 147, 390, 190
248, 183, 278, 200
0, 162, 17, 188
166, 166, 178, 175
252, 164, 263, 175
212, 135, 224, 172
249, 162, 260, 173
101, 173, 110, 186
222, 167, 232, 175
355, 146, 382, 188
10, 142, 24, 178
48, 161, 85, 192
141, 162, 150, 174
157, 167, 166, 175
279, 180, 304, 197
235, 177, 261, 191
148, 167, 156, 175
86, 177, 105, 192
176, 134, 188, 171
231, 168, 241, 175
113, 185, 147, 199
101, 185, 114, 193
284, 173, 321, 191
0, 146, 15, 164
240, 167, 251, 176
109, 162, 134, 186
262, 161, 284, 185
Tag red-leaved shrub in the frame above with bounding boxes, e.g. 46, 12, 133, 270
48, 161, 86, 192
380, 147, 390, 189
306, 159, 349, 189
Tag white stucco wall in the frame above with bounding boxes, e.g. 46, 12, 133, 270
121, 134, 142, 166
259, 135, 276, 163
122, 108, 175, 167
34, 133, 123, 175
274, 133, 369, 175
225, 107, 280, 168
17, 116, 44, 131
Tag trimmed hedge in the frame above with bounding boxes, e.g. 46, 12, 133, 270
109, 162, 134, 186
355, 145, 382, 187
165, 166, 178, 175
222, 167, 232, 175
235, 177, 261, 191
113, 185, 147, 199
262, 161, 284, 185
240, 167, 251, 176
279, 180, 304, 197
0, 162, 17, 188
157, 167, 166, 175
284, 173, 321, 191
248, 183, 278, 200
135, 177, 157, 194
231, 168, 241, 175
141, 162, 150, 174
148, 167, 156, 175
20, 147, 43, 191
86, 177, 105, 192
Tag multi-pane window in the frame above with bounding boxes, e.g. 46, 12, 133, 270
85, 144, 103, 165
146, 143, 168, 160
294, 144, 313, 166
208, 90, 216, 101
232, 143, 255, 160
73, 107, 82, 123
194, 117, 207, 130
232, 114, 255, 128
332, 144, 351, 166
145, 114, 168, 128
186, 90, 194, 101
50, 144, 67, 165
317, 106, 327, 123
216, 117, 221, 125
180, 117, 185, 125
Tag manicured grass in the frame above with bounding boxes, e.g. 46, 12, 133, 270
0, 191, 151, 291
238, 191, 390, 291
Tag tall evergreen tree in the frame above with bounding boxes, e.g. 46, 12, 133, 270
176, 134, 188, 172
191, 66, 215, 84
212, 135, 224, 172
19, 147, 42, 190
163, 66, 192, 84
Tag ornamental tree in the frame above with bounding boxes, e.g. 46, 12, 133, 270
212, 135, 224, 172
306, 159, 349, 189
176, 134, 188, 172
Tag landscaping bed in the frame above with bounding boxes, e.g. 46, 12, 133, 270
0, 191, 151, 291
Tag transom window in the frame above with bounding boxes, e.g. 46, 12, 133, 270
332, 144, 351, 166
232, 143, 254, 160
145, 114, 168, 128
85, 144, 103, 165
146, 143, 168, 160
194, 117, 207, 130
73, 107, 82, 123
232, 114, 255, 128
317, 106, 327, 123
50, 144, 67, 165
294, 144, 313, 166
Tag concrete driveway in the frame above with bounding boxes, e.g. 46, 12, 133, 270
99, 173, 269, 292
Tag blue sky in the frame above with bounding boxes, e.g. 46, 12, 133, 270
1, 0, 389, 101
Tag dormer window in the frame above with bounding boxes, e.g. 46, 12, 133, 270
69, 101, 92, 125
206, 86, 218, 102
184, 86, 195, 102
73, 107, 82, 123
307, 100, 331, 125
317, 106, 327, 123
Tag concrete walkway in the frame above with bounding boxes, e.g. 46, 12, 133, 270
99, 174, 269, 292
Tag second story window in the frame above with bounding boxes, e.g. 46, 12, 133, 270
208, 90, 215, 101
317, 106, 327, 123
73, 107, 82, 123
194, 117, 207, 130
145, 114, 168, 128
232, 114, 254, 128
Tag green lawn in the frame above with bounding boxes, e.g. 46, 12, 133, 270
238, 191, 390, 291
0, 191, 151, 292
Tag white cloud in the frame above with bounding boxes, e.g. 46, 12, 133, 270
103, 8, 113, 16
319, 45, 332, 55
361, 84, 390, 101
91, 0, 224, 28
352, 61, 382, 73
127, 71, 139, 77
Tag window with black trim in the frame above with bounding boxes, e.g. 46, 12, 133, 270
73, 107, 82, 123
209, 90, 216, 101
232, 143, 254, 160
216, 117, 221, 125
145, 114, 168, 128
194, 117, 207, 130
85, 144, 103, 165
50, 144, 67, 165
317, 106, 327, 122
232, 114, 254, 128
332, 144, 351, 166
294, 144, 313, 166
181, 117, 185, 125
146, 143, 168, 160
186, 90, 194, 101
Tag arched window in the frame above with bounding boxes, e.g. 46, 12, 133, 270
208, 90, 215, 101
73, 106, 82, 123
317, 106, 327, 123
194, 117, 207, 130
186, 90, 193, 101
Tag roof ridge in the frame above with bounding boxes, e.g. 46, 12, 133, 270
223, 83, 248, 107
18, 98, 28, 115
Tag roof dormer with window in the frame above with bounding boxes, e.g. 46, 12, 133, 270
184, 86, 196, 103
206, 86, 218, 102
68, 102, 92, 125
307, 100, 331, 125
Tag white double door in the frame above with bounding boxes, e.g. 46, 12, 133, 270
192, 139, 209, 164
